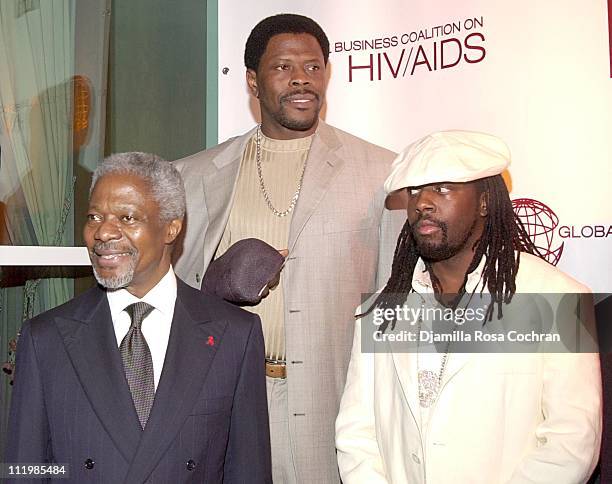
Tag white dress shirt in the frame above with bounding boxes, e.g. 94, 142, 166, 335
412, 258, 486, 438
107, 266, 177, 390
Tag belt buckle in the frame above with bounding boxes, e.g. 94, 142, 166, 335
265, 358, 287, 379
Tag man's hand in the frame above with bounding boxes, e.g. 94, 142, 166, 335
258, 249, 288, 298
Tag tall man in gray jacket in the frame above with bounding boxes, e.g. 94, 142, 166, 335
173, 14, 396, 483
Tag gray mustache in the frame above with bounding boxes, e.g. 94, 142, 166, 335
92, 242, 138, 255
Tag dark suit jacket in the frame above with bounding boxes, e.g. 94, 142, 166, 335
6, 278, 271, 483
597, 296, 612, 483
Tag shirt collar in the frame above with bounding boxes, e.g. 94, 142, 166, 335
257, 130, 314, 152
106, 266, 177, 318
412, 256, 486, 294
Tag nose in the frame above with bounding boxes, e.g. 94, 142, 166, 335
94, 218, 122, 242
414, 189, 435, 214
290, 66, 310, 86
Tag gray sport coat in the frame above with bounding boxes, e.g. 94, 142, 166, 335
173, 120, 397, 483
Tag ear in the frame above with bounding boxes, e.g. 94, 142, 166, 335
165, 218, 183, 244
246, 69, 258, 98
479, 192, 488, 217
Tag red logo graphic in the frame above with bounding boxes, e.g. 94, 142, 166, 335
512, 198, 564, 266
206, 336, 215, 346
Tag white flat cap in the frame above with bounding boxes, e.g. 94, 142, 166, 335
384, 130, 511, 194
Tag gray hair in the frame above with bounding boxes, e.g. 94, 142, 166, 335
90, 152, 186, 222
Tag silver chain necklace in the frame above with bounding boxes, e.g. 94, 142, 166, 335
417, 312, 450, 408
255, 125, 308, 217
416, 289, 474, 407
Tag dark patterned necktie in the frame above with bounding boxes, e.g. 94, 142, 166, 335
120, 302, 155, 429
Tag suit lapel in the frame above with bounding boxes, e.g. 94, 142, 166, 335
124, 280, 228, 484
439, 352, 473, 391
55, 287, 142, 463
436, 290, 483, 393
200, 129, 256, 267
199, 123, 344, 256
390, 349, 422, 431
288, 121, 345, 251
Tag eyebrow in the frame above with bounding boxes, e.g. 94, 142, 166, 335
270, 55, 323, 62
409, 182, 466, 189
87, 203, 141, 212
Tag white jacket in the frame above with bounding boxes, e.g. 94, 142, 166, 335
336, 253, 602, 484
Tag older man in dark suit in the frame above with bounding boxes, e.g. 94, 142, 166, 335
6, 152, 271, 483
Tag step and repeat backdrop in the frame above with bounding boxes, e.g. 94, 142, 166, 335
217, 0, 611, 293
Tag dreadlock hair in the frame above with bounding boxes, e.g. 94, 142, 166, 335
244, 14, 330, 72
362, 175, 541, 329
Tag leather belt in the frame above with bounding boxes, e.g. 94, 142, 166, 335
265, 359, 286, 379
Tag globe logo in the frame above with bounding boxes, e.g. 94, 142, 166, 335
512, 198, 564, 266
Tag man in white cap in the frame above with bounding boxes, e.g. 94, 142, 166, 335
335, 130, 602, 483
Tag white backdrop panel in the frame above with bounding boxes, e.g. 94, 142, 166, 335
218, 1, 612, 292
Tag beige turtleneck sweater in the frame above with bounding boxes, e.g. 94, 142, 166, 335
216, 131, 313, 360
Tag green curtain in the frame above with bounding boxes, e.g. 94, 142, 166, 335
0, 0, 76, 457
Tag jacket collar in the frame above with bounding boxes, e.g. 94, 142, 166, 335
411, 256, 486, 295
288, 120, 345, 251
